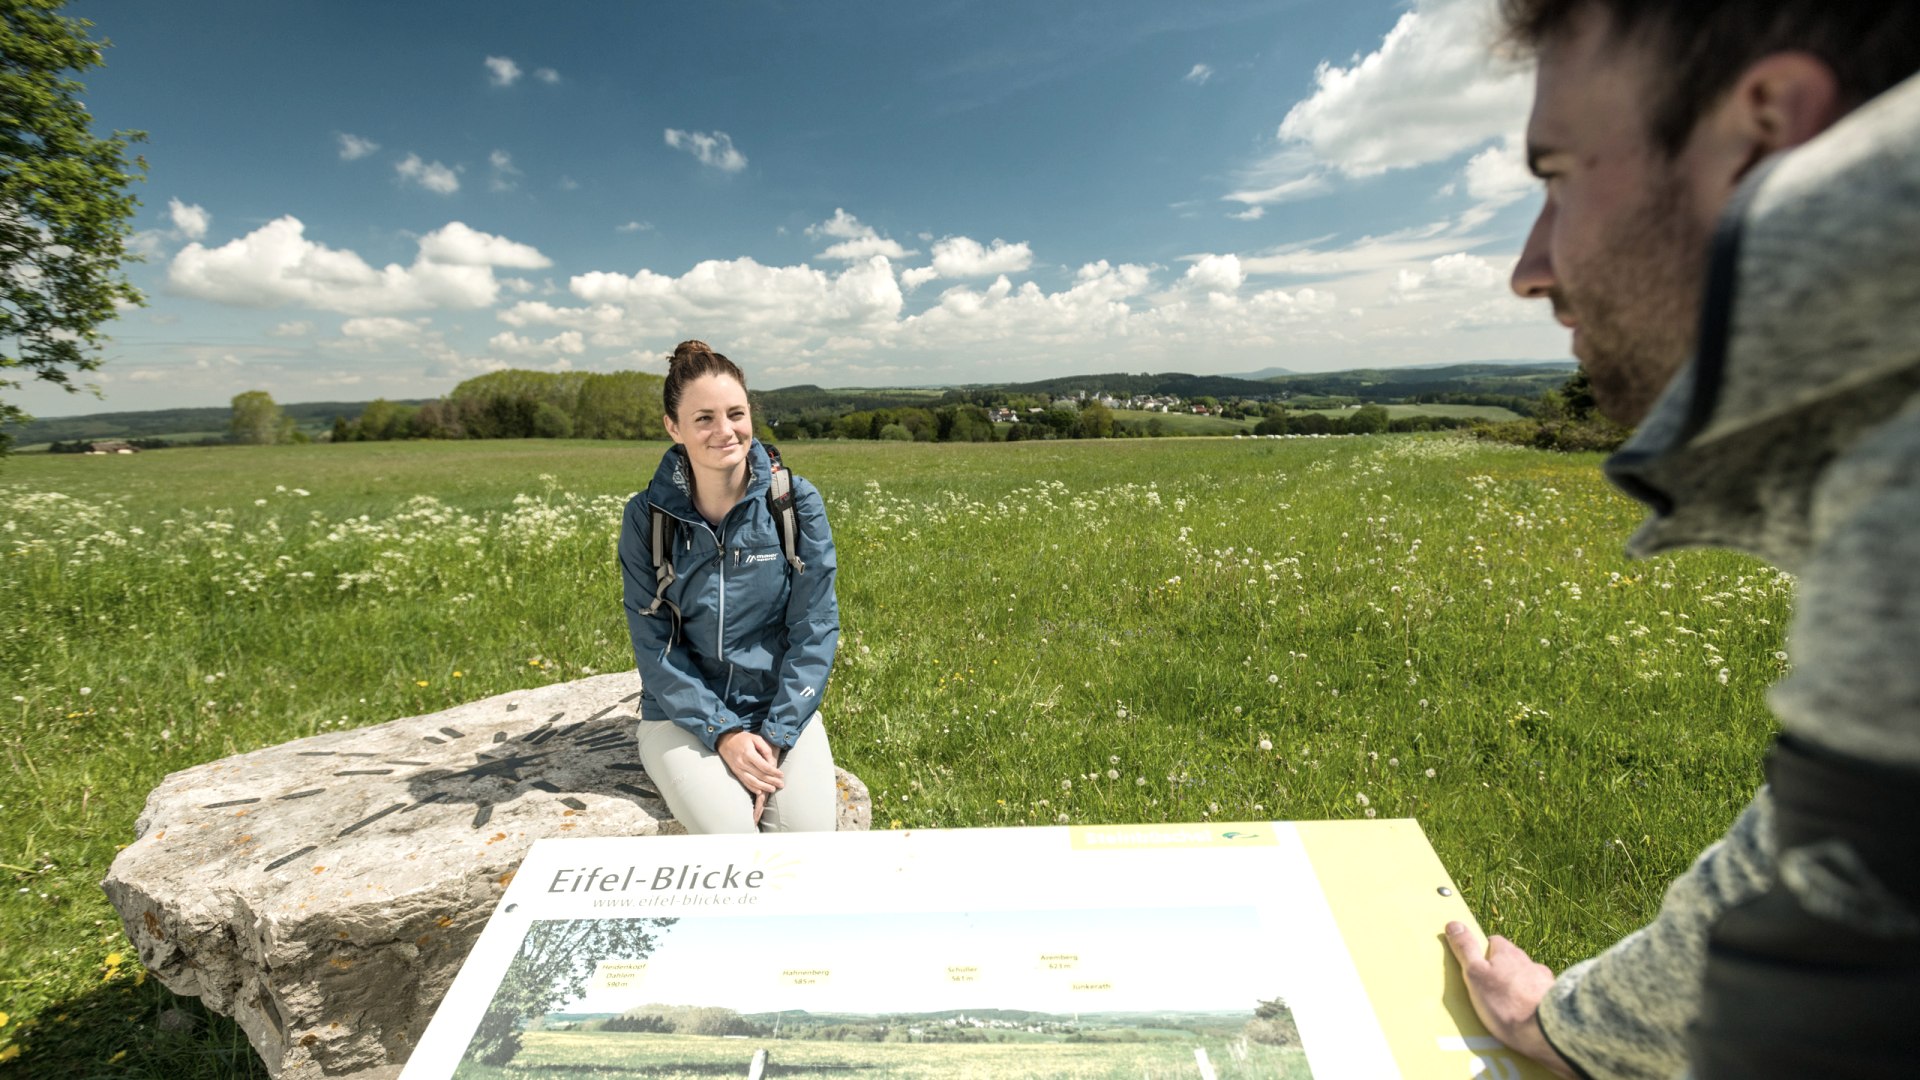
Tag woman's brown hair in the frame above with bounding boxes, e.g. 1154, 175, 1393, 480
662, 340, 747, 420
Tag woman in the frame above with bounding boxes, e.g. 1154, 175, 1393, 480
619, 340, 841, 833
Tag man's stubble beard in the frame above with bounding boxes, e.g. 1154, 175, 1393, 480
1557, 171, 1712, 426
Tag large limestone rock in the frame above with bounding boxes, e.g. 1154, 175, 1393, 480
103, 673, 870, 1079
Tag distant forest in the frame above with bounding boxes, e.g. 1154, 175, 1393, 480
329, 370, 668, 442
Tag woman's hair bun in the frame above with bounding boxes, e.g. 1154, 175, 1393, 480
669, 340, 714, 371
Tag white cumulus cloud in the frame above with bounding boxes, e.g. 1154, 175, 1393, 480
484, 56, 522, 87
416, 221, 550, 268
663, 129, 747, 172
807, 209, 913, 261
396, 154, 461, 195
927, 236, 1033, 279
501, 254, 905, 353
1181, 253, 1245, 294
1223, 0, 1531, 219
1465, 137, 1532, 203
267, 320, 314, 338
1184, 63, 1214, 85
167, 198, 209, 241
534, 67, 559, 84
169, 218, 551, 314
337, 133, 379, 161
1391, 251, 1506, 299
1277, 0, 1528, 176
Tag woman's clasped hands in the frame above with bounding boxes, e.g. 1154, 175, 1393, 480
716, 729, 784, 824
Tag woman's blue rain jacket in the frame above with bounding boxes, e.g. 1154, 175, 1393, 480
618, 441, 839, 752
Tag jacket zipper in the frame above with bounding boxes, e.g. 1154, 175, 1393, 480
658, 508, 728, 664
660, 461, 757, 701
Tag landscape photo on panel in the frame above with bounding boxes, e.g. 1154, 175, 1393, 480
453, 906, 1312, 1079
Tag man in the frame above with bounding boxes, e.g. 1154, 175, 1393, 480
1440, 2, 1920, 1077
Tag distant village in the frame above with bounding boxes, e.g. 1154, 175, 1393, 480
986, 391, 1198, 424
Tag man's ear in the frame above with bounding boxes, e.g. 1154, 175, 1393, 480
1720, 51, 1844, 176
1680, 51, 1841, 213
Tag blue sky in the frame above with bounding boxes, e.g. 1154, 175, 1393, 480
559, 907, 1269, 1015
23, 0, 1563, 415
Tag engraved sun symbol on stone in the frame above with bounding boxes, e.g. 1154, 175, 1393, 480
191, 693, 667, 874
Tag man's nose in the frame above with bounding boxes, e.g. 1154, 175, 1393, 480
1510, 206, 1555, 299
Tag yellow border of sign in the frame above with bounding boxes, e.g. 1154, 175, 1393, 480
1296, 819, 1556, 1080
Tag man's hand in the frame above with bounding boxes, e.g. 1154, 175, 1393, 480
716, 730, 785, 797
1444, 921, 1580, 1079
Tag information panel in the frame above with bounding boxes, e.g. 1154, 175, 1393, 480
405, 820, 1549, 1079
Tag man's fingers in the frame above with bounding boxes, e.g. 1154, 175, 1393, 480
1486, 935, 1529, 963
1445, 920, 1486, 968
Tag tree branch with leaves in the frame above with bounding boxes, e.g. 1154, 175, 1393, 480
465, 917, 678, 1067
0, 0, 144, 454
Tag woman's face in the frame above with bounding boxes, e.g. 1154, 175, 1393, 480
664, 373, 753, 474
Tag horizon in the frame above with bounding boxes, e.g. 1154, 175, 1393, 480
17, 0, 1564, 419
11, 357, 1578, 428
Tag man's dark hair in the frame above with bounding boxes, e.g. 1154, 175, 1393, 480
1501, 1, 1920, 154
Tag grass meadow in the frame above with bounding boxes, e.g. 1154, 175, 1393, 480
0, 435, 1789, 1076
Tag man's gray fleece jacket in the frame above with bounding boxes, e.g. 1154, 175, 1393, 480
1534, 72, 1920, 1078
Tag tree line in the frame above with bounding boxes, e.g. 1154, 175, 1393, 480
222, 370, 673, 446
215, 367, 1603, 450
333, 369, 670, 442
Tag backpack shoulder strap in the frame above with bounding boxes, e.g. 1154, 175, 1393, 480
640, 503, 683, 649
764, 445, 806, 573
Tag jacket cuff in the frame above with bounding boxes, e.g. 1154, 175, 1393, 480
1536, 990, 1601, 1080
694, 707, 745, 753
759, 713, 799, 750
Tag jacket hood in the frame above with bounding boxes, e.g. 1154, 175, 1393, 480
644, 440, 774, 521
1605, 71, 1920, 571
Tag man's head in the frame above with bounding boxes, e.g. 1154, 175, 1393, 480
1503, 1, 1920, 425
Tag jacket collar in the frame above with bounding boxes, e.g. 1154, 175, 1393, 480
645, 440, 772, 522
1603, 71, 1920, 571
